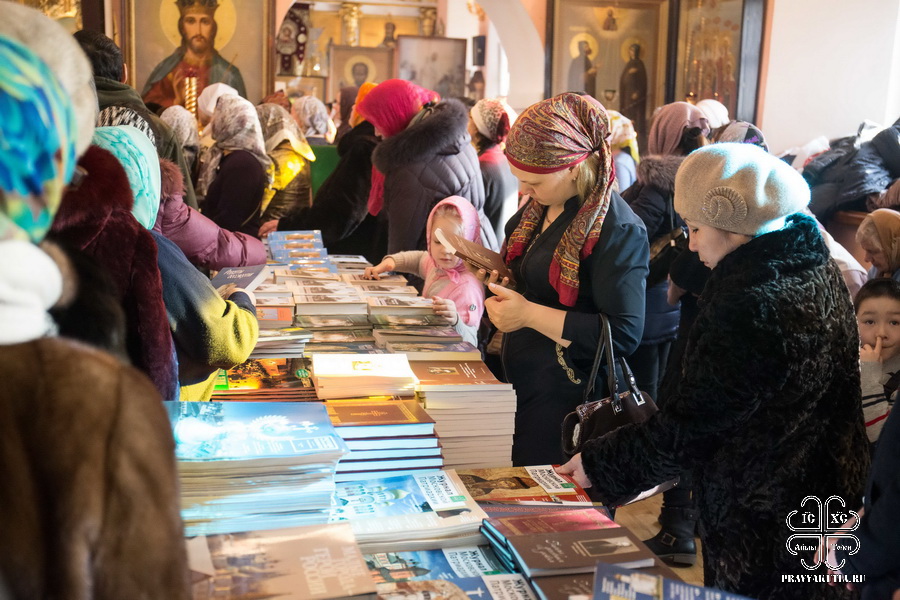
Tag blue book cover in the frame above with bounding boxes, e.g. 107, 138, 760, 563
364, 546, 508, 583
270, 246, 329, 262
267, 230, 324, 244
593, 563, 754, 599
208, 264, 270, 292
164, 401, 348, 462
375, 574, 536, 599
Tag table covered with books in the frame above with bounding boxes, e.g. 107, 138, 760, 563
178, 231, 750, 600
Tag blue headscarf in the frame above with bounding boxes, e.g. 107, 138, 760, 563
91, 125, 162, 229
0, 35, 77, 243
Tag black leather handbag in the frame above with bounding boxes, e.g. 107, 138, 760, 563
647, 195, 688, 288
561, 314, 658, 459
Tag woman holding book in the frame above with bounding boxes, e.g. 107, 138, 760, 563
482, 92, 649, 466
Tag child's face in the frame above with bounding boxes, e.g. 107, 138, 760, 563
857, 296, 900, 360
430, 215, 463, 270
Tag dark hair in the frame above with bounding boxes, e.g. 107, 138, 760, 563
73, 29, 124, 81
854, 278, 900, 314
677, 126, 709, 155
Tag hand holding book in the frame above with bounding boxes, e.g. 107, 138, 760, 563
433, 227, 516, 288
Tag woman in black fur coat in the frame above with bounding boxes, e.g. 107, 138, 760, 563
559, 143, 870, 600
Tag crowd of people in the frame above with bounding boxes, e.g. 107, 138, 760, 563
0, 4, 898, 599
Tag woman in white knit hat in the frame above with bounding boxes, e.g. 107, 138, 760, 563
560, 143, 869, 600
468, 97, 519, 244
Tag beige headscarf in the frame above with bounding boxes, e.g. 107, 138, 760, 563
862, 209, 900, 275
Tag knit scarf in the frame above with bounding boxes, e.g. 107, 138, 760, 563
504, 93, 614, 307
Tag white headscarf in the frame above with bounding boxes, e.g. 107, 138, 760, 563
197, 82, 239, 124
0, 241, 62, 344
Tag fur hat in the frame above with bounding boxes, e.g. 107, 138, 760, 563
470, 98, 510, 143
675, 143, 810, 236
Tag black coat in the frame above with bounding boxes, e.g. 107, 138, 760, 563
278, 120, 386, 263
621, 155, 682, 345
502, 193, 648, 466
372, 98, 498, 254
581, 214, 869, 599
837, 406, 900, 599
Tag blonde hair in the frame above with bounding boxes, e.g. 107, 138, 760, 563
574, 153, 601, 204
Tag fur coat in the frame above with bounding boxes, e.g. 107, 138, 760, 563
50, 146, 178, 401
0, 337, 189, 599
372, 98, 499, 254
154, 159, 266, 270
581, 214, 870, 599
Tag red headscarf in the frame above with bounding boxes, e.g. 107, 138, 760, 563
356, 79, 439, 215
504, 93, 614, 307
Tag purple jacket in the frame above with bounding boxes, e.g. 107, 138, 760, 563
154, 159, 266, 270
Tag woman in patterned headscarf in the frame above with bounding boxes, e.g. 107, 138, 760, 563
256, 102, 315, 221
198, 94, 273, 236
483, 92, 649, 466
160, 104, 200, 174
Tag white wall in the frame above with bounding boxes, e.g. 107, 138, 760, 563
479, 0, 545, 111
759, 0, 900, 154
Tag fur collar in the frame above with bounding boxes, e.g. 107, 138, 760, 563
51, 146, 134, 238
636, 154, 684, 193
704, 213, 829, 298
159, 158, 184, 200
373, 98, 470, 172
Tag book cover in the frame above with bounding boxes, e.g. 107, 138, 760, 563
369, 313, 451, 327
209, 264, 270, 292
329, 470, 487, 545
484, 507, 618, 539
434, 227, 516, 286
326, 397, 435, 438
592, 562, 754, 599
455, 466, 592, 503
188, 522, 375, 600
343, 272, 409, 286
165, 401, 348, 462
375, 575, 537, 600
504, 528, 655, 577
214, 357, 315, 395
364, 545, 508, 582
311, 328, 376, 343
386, 340, 481, 361
354, 283, 420, 296
295, 313, 371, 328
266, 229, 323, 243
410, 360, 513, 391
267, 238, 325, 251
255, 305, 295, 329
367, 296, 435, 314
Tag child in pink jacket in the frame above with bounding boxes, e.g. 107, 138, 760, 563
365, 196, 485, 346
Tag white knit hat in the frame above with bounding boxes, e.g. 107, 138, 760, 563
674, 143, 810, 236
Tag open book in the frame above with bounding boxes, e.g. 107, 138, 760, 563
434, 227, 516, 287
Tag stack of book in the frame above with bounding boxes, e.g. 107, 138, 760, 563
366, 295, 450, 327
326, 397, 443, 482
410, 359, 517, 468
311, 353, 418, 400
249, 327, 312, 359
373, 324, 463, 347
385, 339, 482, 361
211, 357, 318, 401
166, 401, 348, 536
328, 469, 488, 554
481, 507, 656, 586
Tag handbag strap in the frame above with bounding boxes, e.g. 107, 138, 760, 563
582, 314, 618, 404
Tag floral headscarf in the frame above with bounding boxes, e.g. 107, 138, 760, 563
504, 93, 614, 306
256, 102, 315, 160
0, 35, 77, 243
91, 125, 162, 230
865, 209, 900, 275
197, 94, 272, 197
291, 95, 332, 138
160, 105, 200, 156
